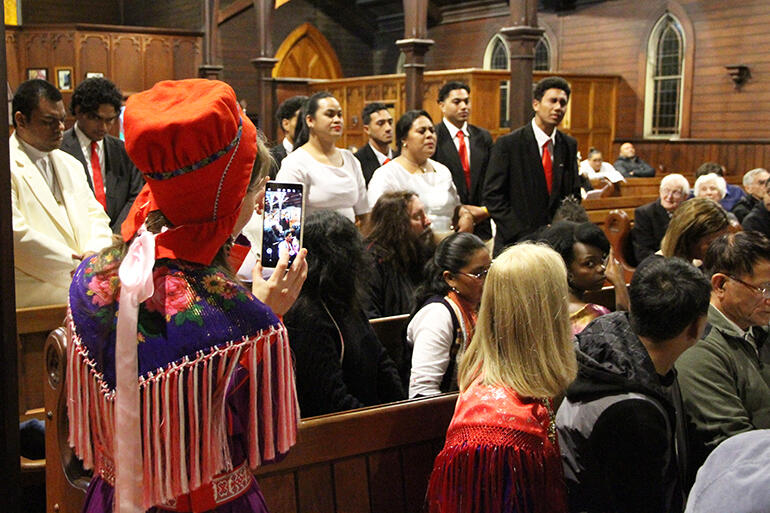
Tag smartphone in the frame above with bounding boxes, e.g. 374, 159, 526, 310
261, 181, 305, 269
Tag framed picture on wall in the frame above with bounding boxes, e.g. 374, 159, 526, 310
55, 67, 73, 92
26, 68, 47, 81
85, 72, 104, 79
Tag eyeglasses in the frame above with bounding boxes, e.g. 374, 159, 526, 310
457, 265, 491, 280
727, 275, 770, 299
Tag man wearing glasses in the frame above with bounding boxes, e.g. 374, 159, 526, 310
676, 231, 770, 488
61, 77, 143, 231
10, 79, 112, 307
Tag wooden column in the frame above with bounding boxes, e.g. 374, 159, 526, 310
199, 0, 224, 79
0, 11, 22, 513
398, 0, 433, 111
500, 0, 543, 129
251, 0, 277, 140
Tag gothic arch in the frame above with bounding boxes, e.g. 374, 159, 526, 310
273, 23, 343, 79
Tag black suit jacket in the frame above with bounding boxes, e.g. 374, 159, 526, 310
631, 199, 671, 264
433, 121, 493, 239
269, 142, 288, 179
483, 122, 580, 256
61, 128, 143, 233
354, 143, 383, 186
742, 201, 770, 239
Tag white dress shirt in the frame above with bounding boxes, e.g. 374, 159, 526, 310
531, 117, 557, 161
442, 118, 471, 165
369, 142, 393, 166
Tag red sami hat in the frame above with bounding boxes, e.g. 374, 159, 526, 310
121, 79, 257, 265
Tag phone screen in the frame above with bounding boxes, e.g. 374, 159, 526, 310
261, 181, 305, 269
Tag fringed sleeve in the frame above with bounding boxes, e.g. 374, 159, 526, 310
66, 311, 300, 510
426, 425, 568, 513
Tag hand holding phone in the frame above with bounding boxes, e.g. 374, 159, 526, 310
251, 247, 308, 316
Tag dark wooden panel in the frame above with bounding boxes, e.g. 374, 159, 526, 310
259, 473, 298, 513
368, 449, 405, 513
333, 457, 370, 513
400, 441, 438, 513
143, 36, 173, 89
297, 463, 335, 513
78, 32, 110, 77
111, 34, 143, 93
172, 37, 201, 79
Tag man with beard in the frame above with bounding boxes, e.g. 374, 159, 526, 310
354, 102, 394, 185
363, 190, 434, 319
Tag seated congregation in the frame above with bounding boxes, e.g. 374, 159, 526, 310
11, 72, 770, 513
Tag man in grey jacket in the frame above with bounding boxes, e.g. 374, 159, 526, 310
676, 231, 770, 485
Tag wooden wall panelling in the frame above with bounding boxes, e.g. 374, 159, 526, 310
259, 472, 298, 513
111, 33, 143, 94
23, 31, 52, 75
78, 32, 110, 80
297, 463, 335, 513
333, 457, 370, 512
172, 37, 202, 80
7, 29, 20, 90
368, 448, 406, 513
143, 35, 174, 90
345, 85, 365, 150
468, 73, 502, 136
400, 441, 440, 513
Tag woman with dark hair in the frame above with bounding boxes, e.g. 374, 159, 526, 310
539, 220, 629, 334
283, 210, 405, 417
364, 190, 434, 318
276, 91, 369, 224
66, 79, 307, 513
407, 232, 490, 398
367, 110, 488, 237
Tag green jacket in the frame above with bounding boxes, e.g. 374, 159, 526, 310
676, 304, 770, 484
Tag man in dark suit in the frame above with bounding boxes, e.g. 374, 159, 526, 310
269, 95, 307, 177
354, 102, 394, 185
433, 81, 493, 240
61, 77, 143, 232
631, 173, 689, 264
483, 76, 580, 256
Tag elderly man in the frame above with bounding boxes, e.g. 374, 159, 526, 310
614, 142, 655, 178
676, 231, 770, 484
742, 179, 770, 238
732, 168, 769, 223
558, 257, 710, 513
354, 102, 394, 185
631, 173, 689, 264
61, 77, 143, 232
10, 79, 112, 307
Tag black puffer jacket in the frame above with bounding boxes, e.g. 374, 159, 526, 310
556, 311, 687, 513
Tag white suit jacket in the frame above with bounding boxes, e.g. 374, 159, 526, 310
10, 132, 113, 307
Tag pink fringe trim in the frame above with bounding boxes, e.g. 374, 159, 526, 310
65, 313, 299, 510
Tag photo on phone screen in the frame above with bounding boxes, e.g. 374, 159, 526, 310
261, 181, 305, 269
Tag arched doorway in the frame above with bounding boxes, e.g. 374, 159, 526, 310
273, 23, 342, 79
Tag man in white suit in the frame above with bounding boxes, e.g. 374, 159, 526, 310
11, 79, 113, 307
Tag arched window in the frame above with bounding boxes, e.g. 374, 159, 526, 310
534, 37, 551, 71
645, 14, 685, 137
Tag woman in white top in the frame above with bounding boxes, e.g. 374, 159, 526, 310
407, 232, 490, 398
367, 110, 487, 236
276, 91, 369, 224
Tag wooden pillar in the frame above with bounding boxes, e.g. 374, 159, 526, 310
0, 11, 22, 513
397, 0, 433, 111
500, 0, 543, 129
199, 0, 224, 79
251, 0, 278, 140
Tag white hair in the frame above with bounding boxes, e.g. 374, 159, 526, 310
660, 173, 690, 196
743, 168, 768, 188
693, 173, 727, 200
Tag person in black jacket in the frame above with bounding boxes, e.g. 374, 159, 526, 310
483, 76, 580, 256
363, 190, 434, 319
269, 95, 306, 177
742, 179, 770, 238
354, 102, 394, 185
614, 142, 655, 178
732, 167, 769, 223
60, 77, 143, 232
631, 173, 689, 264
283, 210, 405, 417
556, 257, 710, 513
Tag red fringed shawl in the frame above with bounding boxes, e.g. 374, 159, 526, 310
426, 380, 567, 513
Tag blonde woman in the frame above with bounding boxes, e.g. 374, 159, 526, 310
426, 243, 577, 513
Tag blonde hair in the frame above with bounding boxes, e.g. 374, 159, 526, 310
458, 243, 578, 398
660, 197, 729, 259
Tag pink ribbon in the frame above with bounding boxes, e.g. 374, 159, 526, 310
115, 231, 156, 512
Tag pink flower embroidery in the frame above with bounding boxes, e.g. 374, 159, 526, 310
87, 274, 119, 307
145, 270, 195, 318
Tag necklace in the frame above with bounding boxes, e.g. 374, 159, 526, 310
400, 156, 432, 174
540, 397, 557, 445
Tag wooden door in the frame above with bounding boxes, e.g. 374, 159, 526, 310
273, 23, 342, 79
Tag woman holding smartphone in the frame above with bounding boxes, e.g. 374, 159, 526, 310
276, 91, 370, 225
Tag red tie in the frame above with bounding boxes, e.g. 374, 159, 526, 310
90, 140, 107, 209
382, 157, 391, 165
542, 140, 553, 195
457, 130, 470, 190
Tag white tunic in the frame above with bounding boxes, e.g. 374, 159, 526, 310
276, 146, 370, 222
367, 158, 461, 234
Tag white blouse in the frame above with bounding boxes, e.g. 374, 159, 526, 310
276, 146, 370, 222
367, 158, 461, 233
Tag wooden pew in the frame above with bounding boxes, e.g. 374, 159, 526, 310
583, 195, 656, 230
44, 322, 456, 513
